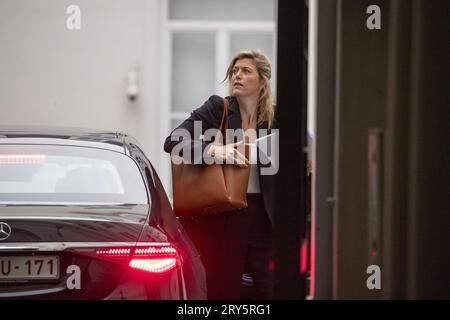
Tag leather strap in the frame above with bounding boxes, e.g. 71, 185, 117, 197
215, 98, 229, 145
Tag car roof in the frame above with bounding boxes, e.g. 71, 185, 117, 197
0, 126, 138, 154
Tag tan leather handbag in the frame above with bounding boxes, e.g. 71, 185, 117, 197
171, 98, 250, 218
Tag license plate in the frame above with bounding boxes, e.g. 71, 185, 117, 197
0, 256, 59, 280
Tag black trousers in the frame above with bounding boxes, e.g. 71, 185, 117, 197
180, 194, 273, 300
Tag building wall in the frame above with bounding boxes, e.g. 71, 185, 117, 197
0, 0, 163, 170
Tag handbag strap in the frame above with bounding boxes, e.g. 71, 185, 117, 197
214, 98, 229, 145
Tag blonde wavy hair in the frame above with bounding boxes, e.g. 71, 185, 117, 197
224, 50, 275, 128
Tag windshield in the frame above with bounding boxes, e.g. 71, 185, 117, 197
0, 144, 148, 205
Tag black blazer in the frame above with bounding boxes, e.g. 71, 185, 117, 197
164, 95, 277, 225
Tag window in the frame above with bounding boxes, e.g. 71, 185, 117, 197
0, 145, 148, 205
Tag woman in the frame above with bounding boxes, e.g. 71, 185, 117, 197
164, 50, 276, 300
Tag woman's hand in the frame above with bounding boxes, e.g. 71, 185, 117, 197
208, 141, 249, 168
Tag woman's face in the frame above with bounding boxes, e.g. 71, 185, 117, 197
230, 58, 263, 98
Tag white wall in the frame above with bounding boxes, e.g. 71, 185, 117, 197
0, 0, 163, 171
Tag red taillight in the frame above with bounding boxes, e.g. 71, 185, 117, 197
95, 248, 131, 257
129, 258, 177, 273
95, 245, 179, 274
134, 247, 177, 255
0, 154, 46, 165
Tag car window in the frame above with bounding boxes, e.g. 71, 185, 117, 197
0, 144, 148, 205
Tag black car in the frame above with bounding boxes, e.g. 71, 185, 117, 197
0, 127, 206, 299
